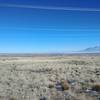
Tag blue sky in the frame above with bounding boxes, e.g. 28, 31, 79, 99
0, 0, 100, 53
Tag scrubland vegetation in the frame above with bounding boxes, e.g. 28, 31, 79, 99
0, 55, 99, 100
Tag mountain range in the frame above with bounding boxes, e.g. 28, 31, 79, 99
79, 45, 100, 53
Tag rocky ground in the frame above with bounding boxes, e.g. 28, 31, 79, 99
0, 55, 100, 100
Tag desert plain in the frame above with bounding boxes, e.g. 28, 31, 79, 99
0, 54, 100, 100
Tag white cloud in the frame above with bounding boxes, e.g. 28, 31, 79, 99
0, 4, 100, 12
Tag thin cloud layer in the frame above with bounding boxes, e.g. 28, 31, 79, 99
0, 4, 100, 12
0, 27, 100, 31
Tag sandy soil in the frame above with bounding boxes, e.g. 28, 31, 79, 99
0, 55, 100, 100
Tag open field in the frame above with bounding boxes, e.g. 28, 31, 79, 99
0, 54, 100, 100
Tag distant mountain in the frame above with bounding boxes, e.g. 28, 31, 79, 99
79, 46, 100, 53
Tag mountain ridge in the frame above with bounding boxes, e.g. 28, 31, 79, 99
79, 45, 100, 53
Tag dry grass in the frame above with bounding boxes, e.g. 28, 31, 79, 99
0, 55, 99, 100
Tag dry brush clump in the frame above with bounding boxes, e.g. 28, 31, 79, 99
68, 60, 89, 65
60, 80, 69, 91
9, 97, 17, 100
48, 84, 55, 89
55, 80, 70, 91
92, 83, 100, 92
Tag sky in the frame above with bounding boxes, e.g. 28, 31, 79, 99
0, 0, 100, 53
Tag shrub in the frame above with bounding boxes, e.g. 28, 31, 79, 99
92, 83, 100, 92
9, 97, 17, 100
68, 60, 88, 65
61, 80, 69, 91
48, 84, 55, 89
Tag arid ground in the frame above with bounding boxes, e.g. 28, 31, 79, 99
0, 54, 100, 100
